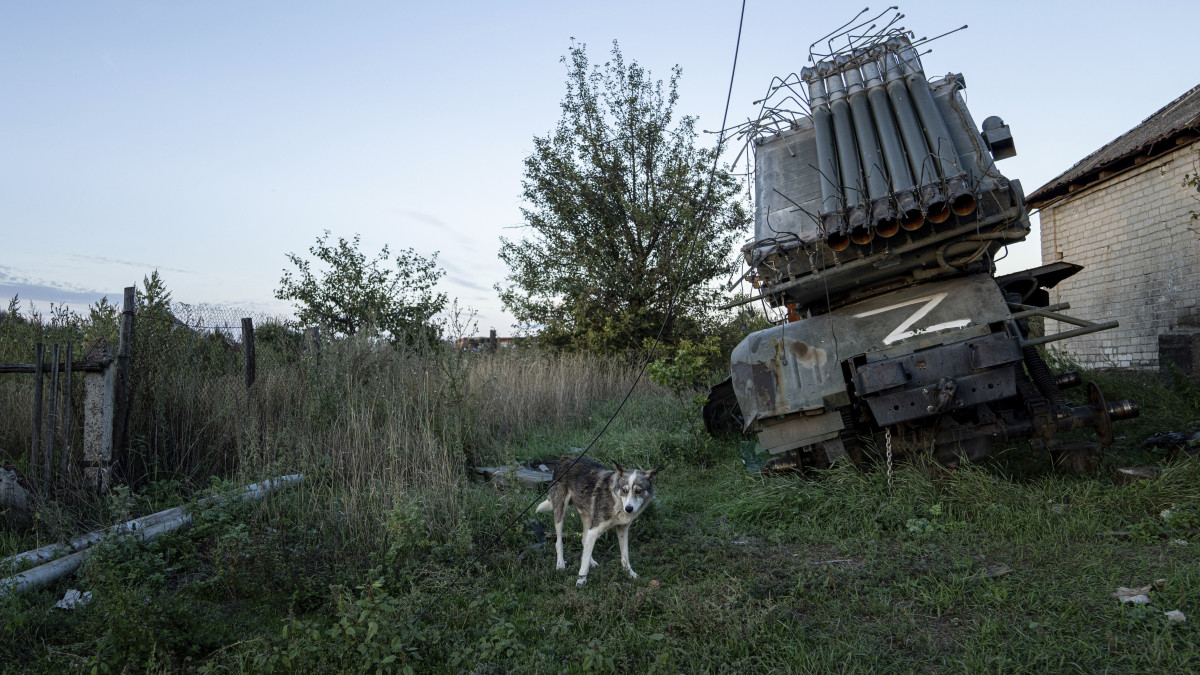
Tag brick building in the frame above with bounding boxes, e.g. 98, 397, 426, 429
1027, 84, 1200, 371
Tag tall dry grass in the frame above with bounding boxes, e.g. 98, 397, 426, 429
239, 337, 653, 548
2, 295, 657, 557
1, 309, 656, 553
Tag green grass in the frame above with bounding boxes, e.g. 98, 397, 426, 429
2, 382, 1199, 674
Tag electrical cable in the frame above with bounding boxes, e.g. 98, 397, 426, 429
411, 0, 749, 625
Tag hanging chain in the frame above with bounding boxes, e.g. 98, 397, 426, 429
885, 426, 894, 494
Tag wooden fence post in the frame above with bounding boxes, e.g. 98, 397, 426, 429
31, 342, 44, 484
242, 318, 255, 389
111, 286, 134, 479
83, 340, 115, 492
304, 326, 321, 356
61, 342, 74, 482
45, 344, 60, 487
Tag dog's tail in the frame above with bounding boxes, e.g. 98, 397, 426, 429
535, 499, 552, 514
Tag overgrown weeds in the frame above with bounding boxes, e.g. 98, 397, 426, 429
2, 297, 1199, 672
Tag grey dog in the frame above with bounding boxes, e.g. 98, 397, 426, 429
536, 457, 662, 587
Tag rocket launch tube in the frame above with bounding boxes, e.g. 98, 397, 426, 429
803, 69, 847, 246
898, 43, 976, 219
882, 52, 943, 228
863, 58, 922, 232
826, 70, 869, 238
845, 65, 895, 239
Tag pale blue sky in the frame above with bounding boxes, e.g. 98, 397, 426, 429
2, 1, 1196, 333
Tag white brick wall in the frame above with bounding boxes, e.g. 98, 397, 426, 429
1039, 142, 1200, 369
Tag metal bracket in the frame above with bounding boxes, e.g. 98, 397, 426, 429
1007, 302, 1119, 348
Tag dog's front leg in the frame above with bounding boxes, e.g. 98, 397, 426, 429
616, 524, 637, 579
577, 527, 601, 587
553, 517, 566, 570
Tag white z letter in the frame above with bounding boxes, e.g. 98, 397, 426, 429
853, 292, 970, 345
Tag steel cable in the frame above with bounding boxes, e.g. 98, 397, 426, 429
412, 0, 749, 624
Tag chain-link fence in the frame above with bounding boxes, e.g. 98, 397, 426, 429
0, 297, 302, 487
3, 288, 658, 503
123, 304, 301, 482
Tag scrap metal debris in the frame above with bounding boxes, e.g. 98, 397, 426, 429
1144, 430, 1200, 459
472, 465, 553, 488
1115, 466, 1160, 484
1114, 579, 1168, 605
54, 589, 92, 610
1114, 587, 1152, 605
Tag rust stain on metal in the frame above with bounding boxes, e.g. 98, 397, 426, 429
788, 341, 828, 372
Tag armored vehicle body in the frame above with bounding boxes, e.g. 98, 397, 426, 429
711, 15, 1138, 470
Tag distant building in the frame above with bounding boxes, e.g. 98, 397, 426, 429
454, 332, 515, 351
1028, 84, 1200, 372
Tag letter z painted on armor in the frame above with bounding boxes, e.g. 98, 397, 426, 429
853, 292, 970, 345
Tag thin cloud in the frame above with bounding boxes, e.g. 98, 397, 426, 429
437, 258, 487, 288
0, 266, 116, 309
447, 276, 493, 294
393, 210, 478, 254
71, 255, 192, 275
392, 209, 451, 232
0, 280, 116, 307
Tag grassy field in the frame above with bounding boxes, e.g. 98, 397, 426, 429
2, 324, 1199, 672
3, 387, 1199, 673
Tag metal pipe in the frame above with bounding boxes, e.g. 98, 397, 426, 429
845, 65, 893, 236
875, 218, 901, 239
827, 232, 851, 251
898, 43, 976, 220
882, 51, 939, 229
0, 474, 304, 597
826, 67, 869, 237
1055, 371, 1082, 390
1020, 322, 1120, 349
850, 226, 875, 245
803, 67, 845, 244
863, 57, 920, 232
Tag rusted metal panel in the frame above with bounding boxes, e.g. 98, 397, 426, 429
758, 413, 845, 455
853, 332, 1021, 397
863, 366, 1018, 426
730, 274, 1011, 444
753, 121, 823, 245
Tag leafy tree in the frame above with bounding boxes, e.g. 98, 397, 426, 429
647, 335, 722, 462
497, 41, 749, 353
277, 231, 447, 346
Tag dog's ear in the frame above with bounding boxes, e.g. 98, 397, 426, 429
612, 462, 625, 475
645, 466, 664, 482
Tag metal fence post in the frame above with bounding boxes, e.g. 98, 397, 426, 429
242, 318, 255, 389
112, 286, 134, 480
45, 344, 60, 487
31, 343, 44, 485
61, 342, 74, 482
304, 326, 321, 356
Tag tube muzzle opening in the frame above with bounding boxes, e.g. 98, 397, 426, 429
827, 233, 851, 251
926, 202, 951, 224
849, 226, 874, 246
